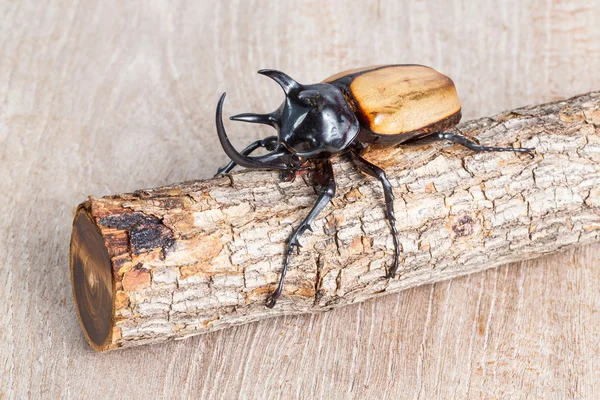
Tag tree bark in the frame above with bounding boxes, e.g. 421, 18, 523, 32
70, 92, 600, 351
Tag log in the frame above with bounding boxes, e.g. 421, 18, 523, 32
70, 92, 600, 351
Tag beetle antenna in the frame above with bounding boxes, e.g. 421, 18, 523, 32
230, 112, 280, 128
216, 93, 293, 170
257, 69, 301, 94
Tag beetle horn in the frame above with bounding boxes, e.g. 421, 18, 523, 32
230, 112, 280, 128
216, 93, 293, 170
258, 69, 301, 94
297, 89, 324, 107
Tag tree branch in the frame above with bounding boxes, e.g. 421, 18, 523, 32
70, 92, 600, 351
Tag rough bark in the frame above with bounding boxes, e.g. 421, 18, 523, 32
70, 92, 600, 351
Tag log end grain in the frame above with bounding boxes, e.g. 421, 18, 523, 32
70, 206, 114, 351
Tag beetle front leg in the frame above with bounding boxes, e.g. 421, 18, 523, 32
215, 136, 279, 176
432, 132, 534, 158
266, 160, 336, 308
350, 151, 401, 279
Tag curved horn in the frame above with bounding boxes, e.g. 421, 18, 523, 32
216, 93, 293, 171
230, 112, 280, 128
258, 69, 300, 94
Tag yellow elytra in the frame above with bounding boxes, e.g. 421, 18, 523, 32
324, 64, 462, 141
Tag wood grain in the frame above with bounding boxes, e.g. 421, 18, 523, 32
1, 0, 599, 398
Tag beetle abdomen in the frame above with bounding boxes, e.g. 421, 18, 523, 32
324, 65, 461, 137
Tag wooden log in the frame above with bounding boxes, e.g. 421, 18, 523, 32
70, 92, 600, 351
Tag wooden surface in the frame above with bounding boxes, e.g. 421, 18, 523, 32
1, 0, 599, 398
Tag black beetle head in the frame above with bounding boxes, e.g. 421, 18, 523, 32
231, 69, 360, 158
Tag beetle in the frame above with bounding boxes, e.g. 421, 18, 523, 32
215, 64, 533, 308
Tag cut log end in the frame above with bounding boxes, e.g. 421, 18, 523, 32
70, 207, 114, 351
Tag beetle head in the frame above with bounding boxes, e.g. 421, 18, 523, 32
223, 69, 360, 162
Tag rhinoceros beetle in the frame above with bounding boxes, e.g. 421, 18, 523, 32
215, 65, 533, 308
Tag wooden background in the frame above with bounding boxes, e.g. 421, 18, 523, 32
1, 1, 599, 398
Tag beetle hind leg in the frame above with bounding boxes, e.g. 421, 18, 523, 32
432, 132, 534, 158
266, 160, 336, 308
215, 135, 278, 176
350, 151, 401, 279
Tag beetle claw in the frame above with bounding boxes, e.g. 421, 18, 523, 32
525, 149, 535, 159
265, 296, 276, 308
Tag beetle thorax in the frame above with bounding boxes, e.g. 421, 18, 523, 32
277, 83, 360, 157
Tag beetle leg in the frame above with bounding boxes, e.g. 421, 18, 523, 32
266, 160, 336, 308
215, 136, 278, 176
432, 132, 535, 158
350, 151, 401, 279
